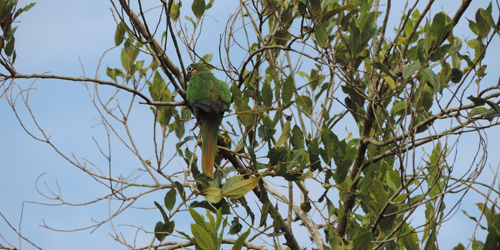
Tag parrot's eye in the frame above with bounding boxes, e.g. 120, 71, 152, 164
187, 66, 193, 72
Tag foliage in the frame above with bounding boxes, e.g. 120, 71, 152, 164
1, 0, 500, 249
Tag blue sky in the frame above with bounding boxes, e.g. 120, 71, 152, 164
1, 1, 500, 249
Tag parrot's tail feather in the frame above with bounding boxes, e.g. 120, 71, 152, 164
201, 115, 222, 178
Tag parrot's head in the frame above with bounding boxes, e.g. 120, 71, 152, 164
187, 63, 212, 81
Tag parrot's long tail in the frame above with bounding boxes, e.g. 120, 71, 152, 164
201, 114, 222, 178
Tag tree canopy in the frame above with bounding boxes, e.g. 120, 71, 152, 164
1, 0, 500, 249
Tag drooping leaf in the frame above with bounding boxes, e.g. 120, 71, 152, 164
262, 81, 273, 107
290, 125, 304, 149
114, 21, 126, 46
155, 201, 168, 223
164, 187, 177, 212
282, 75, 294, 105
192, 0, 206, 19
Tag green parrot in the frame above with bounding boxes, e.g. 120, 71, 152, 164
186, 63, 231, 178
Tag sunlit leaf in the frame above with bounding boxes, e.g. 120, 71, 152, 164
232, 229, 250, 250
170, 1, 181, 21
222, 176, 260, 199
202, 186, 223, 203
191, 223, 215, 250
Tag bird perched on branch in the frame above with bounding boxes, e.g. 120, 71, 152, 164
186, 63, 231, 178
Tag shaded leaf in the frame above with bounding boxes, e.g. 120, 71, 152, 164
192, 0, 206, 19
275, 121, 290, 148
155, 221, 166, 241
421, 68, 441, 91
114, 22, 126, 46
155, 201, 168, 223
282, 75, 294, 105
165, 187, 177, 212
262, 81, 273, 107
291, 125, 304, 149
228, 217, 242, 235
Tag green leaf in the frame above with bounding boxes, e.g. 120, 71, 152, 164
296, 95, 313, 116
430, 12, 446, 36
480, 6, 498, 33
450, 68, 463, 83
386, 168, 401, 192
200, 53, 213, 63
484, 213, 500, 250
228, 217, 242, 235
399, 223, 420, 250
189, 207, 206, 228
259, 201, 270, 227
373, 61, 396, 80
174, 181, 186, 202
353, 230, 372, 250
114, 22, 126, 46
155, 201, 168, 223
274, 121, 290, 148
170, 1, 181, 21
468, 95, 487, 106
106, 67, 117, 82
192, 0, 206, 19
191, 223, 215, 250
282, 75, 294, 105
232, 229, 251, 250
315, 21, 328, 47
5, 36, 15, 56
307, 139, 321, 171
14, 2, 36, 19
403, 60, 420, 79
320, 125, 337, 164
165, 220, 175, 235
164, 187, 176, 212
202, 186, 223, 203
291, 125, 304, 149
222, 176, 260, 199
391, 101, 407, 117
262, 81, 273, 107
155, 221, 167, 241
421, 68, 440, 91
475, 8, 491, 38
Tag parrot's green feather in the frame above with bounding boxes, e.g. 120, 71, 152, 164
186, 63, 231, 178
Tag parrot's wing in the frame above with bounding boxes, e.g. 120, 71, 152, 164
193, 103, 212, 113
